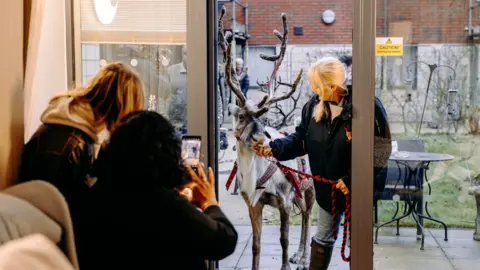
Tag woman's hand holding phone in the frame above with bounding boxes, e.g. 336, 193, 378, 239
185, 163, 219, 211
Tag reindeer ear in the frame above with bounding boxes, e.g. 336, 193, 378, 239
228, 104, 240, 115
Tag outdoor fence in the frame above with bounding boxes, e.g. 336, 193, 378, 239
243, 44, 480, 135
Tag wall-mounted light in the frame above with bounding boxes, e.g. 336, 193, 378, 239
94, 0, 119, 25
321, 9, 336, 25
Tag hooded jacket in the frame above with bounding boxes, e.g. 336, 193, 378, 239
19, 96, 105, 268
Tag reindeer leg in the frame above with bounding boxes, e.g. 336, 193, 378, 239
280, 203, 292, 270
297, 186, 316, 270
248, 202, 264, 270
289, 197, 306, 265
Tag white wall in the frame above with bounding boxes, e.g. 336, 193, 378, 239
0, 1, 23, 189
25, 0, 68, 140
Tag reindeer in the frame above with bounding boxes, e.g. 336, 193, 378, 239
219, 8, 316, 270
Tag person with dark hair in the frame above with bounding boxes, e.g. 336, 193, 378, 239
87, 111, 237, 269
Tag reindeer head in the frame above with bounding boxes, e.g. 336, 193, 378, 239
228, 101, 267, 146
219, 7, 303, 147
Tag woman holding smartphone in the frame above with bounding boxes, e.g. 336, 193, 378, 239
90, 111, 237, 270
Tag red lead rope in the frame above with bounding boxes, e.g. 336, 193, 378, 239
266, 158, 351, 262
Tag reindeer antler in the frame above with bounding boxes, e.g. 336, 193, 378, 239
218, 9, 302, 116
259, 13, 289, 98
264, 71, 303, 106
269, 80, 304, 129
253, 13, 303, 117
218, 7, 231, 63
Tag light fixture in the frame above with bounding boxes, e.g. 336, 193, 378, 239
94, 0, 119, 25
321, 9, 336, 25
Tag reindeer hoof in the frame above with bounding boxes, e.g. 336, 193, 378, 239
295, 257, 309, 270
281, 264, 291, 270
296, 265, 308, 270
289, 252, 302, 264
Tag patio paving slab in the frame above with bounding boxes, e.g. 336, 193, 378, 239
219, 225, 479, 270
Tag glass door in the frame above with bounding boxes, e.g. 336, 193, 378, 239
371, 1, 480, 269
215, 0, 377, 269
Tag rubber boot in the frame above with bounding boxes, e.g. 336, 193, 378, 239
309, 240, 333, 270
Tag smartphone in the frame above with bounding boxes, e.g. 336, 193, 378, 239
181, 135, 202, 174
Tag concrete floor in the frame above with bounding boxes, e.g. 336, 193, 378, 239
218, 118, 480, 269
219, 225, 480, 270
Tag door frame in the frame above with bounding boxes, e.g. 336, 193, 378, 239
203, 0, 377, 269
351, 0, 376, 269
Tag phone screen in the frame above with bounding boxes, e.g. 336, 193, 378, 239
181, 136, 201, 166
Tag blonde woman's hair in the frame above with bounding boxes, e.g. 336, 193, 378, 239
53, 62, 145, 130
309, 57, 347, 122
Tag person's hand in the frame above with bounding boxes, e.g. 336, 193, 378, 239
185, 163, 219, 211
336, 179, 350, 195
177, 187, 193, 202
252, 141, 272, 157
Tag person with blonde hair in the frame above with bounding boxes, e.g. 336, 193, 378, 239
253, 57, 352, 269
18, 62, 144, 267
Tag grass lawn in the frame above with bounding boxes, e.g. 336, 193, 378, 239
264, 134, 480, 229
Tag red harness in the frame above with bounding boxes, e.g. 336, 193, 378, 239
225, 159, 304, 198
225, 158, 351, 262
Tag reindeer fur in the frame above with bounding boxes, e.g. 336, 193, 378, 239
236, 125, 315, 270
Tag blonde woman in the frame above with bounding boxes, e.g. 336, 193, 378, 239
254, 57, 351, 269
18, 62, 144, 267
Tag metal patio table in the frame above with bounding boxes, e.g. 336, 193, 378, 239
374, 151, 455, 250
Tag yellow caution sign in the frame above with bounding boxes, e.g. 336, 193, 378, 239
376, 37, 403, 56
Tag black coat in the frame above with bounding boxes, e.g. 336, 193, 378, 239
19, 124, 96, 266
84, 187, 238, 270
270, 92, 392, 213
270, 95, 352, 212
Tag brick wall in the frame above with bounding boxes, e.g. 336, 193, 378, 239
222, 0, 480, 45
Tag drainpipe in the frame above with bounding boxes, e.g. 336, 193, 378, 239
381, 0, 388, 98
469, 0, 473, 37
288, 45, 296, 83
231, 1, 237, 130
384, 0, 388, 37
244, 4, 249, 68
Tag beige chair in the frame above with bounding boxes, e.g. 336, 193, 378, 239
2, 181, 79, 269
0, 234, 75, 270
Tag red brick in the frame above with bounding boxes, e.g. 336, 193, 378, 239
226, 0, 480, 45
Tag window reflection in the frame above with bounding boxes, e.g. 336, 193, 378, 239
81, 43, 187, 134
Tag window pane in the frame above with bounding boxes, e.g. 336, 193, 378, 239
217, 1, 355, 269
79, 0, 187, 135
373, 2, 480, 269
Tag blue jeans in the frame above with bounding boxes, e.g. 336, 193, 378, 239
313, 205, 343, 248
